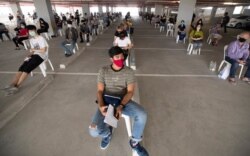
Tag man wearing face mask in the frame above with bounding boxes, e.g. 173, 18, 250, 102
177, 20, 186, 41
3, 25, 48, 96
89, 46, 149, 156
61, 20, 78, 57
226, 32, 250, 84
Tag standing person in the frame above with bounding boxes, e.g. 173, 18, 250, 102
0, 23, 11, 41
61, 21, 78, 57
3, 25, 48, 96
37, 18, 49, 35
12, 22, 29, 50
225, 32, 250, 85
89, 46, 149, 156
75, 9, 80, 26
221, 12, 230, 33
79, 20, 90, 46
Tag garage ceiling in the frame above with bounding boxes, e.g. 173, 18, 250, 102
0, 0, 250, 7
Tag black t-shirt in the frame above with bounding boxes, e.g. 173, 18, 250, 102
178, 24, 186, 31
114, 30, 128, 37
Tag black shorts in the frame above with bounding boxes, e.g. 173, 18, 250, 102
18, 55, 44, 73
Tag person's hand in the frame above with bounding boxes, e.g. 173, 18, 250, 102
115, 105, 123, 119
99, 105, 108, 116
238, 60, 246, 65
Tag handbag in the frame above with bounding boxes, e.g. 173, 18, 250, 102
218, 63, 231, 80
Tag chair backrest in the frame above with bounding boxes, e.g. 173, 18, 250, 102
167, 23, 174, 30
223, 45, 228, 60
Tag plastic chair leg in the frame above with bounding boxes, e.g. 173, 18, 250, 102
121, 114, 132, 137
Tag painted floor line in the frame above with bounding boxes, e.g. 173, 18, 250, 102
86, 47, 214, 52
0, 71, 217, 78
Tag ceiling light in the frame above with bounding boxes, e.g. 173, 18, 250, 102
223, 2, 239, 5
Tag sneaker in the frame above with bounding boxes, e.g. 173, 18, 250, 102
65, 53, 72, 57
5, 86, 18, 96
100, 127, 113, 150
86, 43, 90, 46
2, 84, 14, 90
80, 40, 84, 43
129, 140, 149, 156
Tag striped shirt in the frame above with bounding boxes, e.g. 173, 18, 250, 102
98, 65, 136, 97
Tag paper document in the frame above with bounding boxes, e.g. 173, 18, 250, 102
104, 105, 118, 128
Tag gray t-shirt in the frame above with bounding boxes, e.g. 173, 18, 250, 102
98, 65, 136, 97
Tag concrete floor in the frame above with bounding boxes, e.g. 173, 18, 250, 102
0, 17, 250, 156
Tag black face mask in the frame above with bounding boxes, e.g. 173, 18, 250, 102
238, 37, 246, 43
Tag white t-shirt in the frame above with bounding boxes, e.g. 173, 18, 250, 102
30, 36, 48, 60
114, 37, 131, 48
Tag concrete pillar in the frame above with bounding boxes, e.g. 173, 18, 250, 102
82, 4, 90, 15
155, 4, 163, 16
98, 5, 103, 13
209, 6, 217, 24
176, 0, 197, 35
225, 6, 234, 17
111, 6, 114, 13
33, 0, 57, 36
10, 2, 23, 17
147, 6, 151, 13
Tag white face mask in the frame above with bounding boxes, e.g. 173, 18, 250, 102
67, 24, 72, 28
29, 31, 36, 37
21, 25, 25, 28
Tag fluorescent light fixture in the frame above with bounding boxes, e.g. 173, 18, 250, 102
223, 2, 239, 5
201, 7, 213, 10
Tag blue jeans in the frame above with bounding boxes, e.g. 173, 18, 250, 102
225, 56, 240, 78
89, 100, 147, 142
192, 41, 203, 50
61, 40, 76, 54
244, 58, 250, 78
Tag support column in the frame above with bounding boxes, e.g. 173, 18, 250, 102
147, 6, 151, 13
176, 0, 197, 35
82, 4, 90, 15
10, 2, 23, 17
155, 4, 163, 16
98, 5, 103, 13
33, 0, 57, 36
111, 6, 114, 13
209, 6, 218, 25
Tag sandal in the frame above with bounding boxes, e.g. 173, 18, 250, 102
228, 78, 237, 85
242, 77, 250, 84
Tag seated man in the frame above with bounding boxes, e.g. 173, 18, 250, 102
210, 23, 222, 46
0, 23, 11, 41
3, 25, 48, 96
113, 31, 133, 60
177, 20, 186, 41
89, 46, 149, 156
225, 32, 250, 85
79, 20, 90, 46
61, 20, 78, 57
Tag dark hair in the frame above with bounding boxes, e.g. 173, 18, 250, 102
26, 25, 37, 31
109, 46, 124, 58
119, 31, 126, 38
39, 18, 45, 22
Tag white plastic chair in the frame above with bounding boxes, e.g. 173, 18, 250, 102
121, 114, 132, 137
41, 32, 51, 40
207, 34, 212, 45
218, 45, 244, 78
176, 35, 186, 44
58, 29, 63, 37
187, 43, 201, 55
154, 23, 159, 28
166, 23, 174, 37
31, 58, 54, 77
22, 39, 30, 50
159, 25, 165, 32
